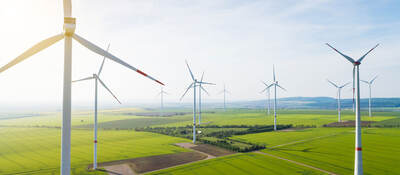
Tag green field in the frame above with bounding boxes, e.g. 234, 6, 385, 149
146, 153, 324, 175
231, 128, 352, 147
0, 108, 399, 174
259, 128, 400, 175
0, 127, 189, 174
1, 109, 397, 130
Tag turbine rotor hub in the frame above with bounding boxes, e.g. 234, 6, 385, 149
354, 61, 361, 66
63, 17, 76, 36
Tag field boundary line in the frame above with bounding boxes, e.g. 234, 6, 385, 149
254, 151, 336, 175
268, 132, 348, 149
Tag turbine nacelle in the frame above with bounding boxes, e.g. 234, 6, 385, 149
63, 17, 76, 36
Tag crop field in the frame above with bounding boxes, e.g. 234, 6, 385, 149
0, 127, 189, 175
0, 108, 399, 174
70, 109, 398, 130
146, 153, 323, 175
231, 128, 353, 147
0, 108, 147, 127
260, 128, 400, 175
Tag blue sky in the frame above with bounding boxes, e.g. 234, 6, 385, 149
0, 0, 399, 108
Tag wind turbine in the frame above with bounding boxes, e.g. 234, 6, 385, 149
218, 84, 231, 112
326, 43, 379, 175
180, 60, 214, 143
198, 72, 214, 125
156, 87, 169, 116
361, 75, 378, 117
327, 79, 350, 122
0, 1, 164, 174
72, 44, 122, 170
260, 81, 272, 115
265, 65, 286, 131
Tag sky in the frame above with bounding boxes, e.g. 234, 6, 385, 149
0, 0, 399, 109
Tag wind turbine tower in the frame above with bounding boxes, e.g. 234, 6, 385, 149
157, 87, 169, 116
0, 1, 164, 173
265, 65, 286, 131
261, 81, 272, 115
72, 44, 123, 169
219, 84, 230, 112
181, 60, 214, 143
361, 76, 378, 117
327, 79, 350, 122
198, 72, 213, 125
326, 43, 379, 175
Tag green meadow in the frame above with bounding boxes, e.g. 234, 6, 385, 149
0, 127, 188, 174
146, 153, 324, 175
259, 128, 400, 175
0, 108, 399, 174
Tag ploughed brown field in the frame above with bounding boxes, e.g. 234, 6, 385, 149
191, 144, 234, 157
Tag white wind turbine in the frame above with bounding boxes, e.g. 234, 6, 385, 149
326, 43, 379, 175
265, 65, 286, 131
218, 84, 231, 112
156, 87, 169, 116
327, 79, 350, 122
72, 44, 122, 170
361, 76, 378, 117
180, 60, 214, 143
260, 81, 272, 115
198, 72, 213, 125
0, 1, 164, 174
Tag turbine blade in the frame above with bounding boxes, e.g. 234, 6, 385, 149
98, 44, 110, 76
72, 76, 94, 83
267, 84, 274, 89
200, 71, 204, 82
180, 83, 194, 100
73, 34, 164, 85
273, 65, 276, 82
352, 66, 355, 108
261, 81, 269, 87
0, 34, 64, 74
96, 76, 121, 104
260, 87, 268, 94
276, 84, 287, 91
63, 0, 72, 17
370, 75, 378, 83
326, 79, 338, 88
357, 44, 379, 63
199, 81, 215, 85
340, 82, 351, 88
326, 43, 355, 63
360, 80, 369, 84
200, 86, 210, 96
185, 60, 195, 81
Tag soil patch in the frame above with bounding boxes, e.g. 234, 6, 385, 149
191, 144, 234, 157
103, 164, 135, 175
323, 120, 376, 127
97, 152, 207, 174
